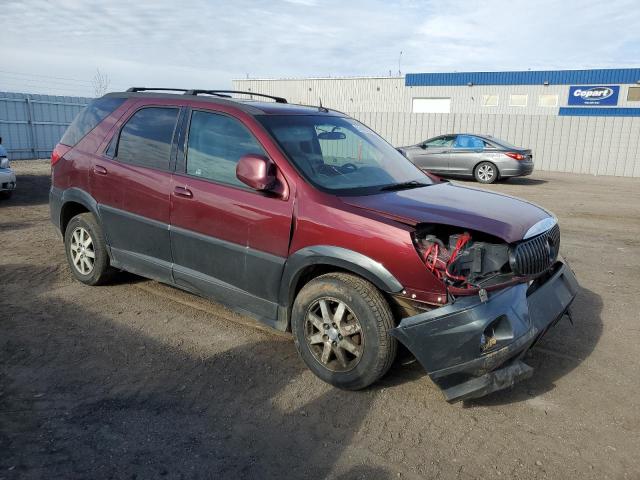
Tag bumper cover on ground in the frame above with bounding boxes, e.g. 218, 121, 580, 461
391, 261, 579, 402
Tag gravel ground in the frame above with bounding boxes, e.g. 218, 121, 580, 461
1, 160, 639, 479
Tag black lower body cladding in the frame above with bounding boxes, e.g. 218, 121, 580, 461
391, 260, 579, 402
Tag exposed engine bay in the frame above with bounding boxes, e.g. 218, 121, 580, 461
413, 225, 517, 296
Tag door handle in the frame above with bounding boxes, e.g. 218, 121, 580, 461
173, 186, 193, 198
93, 165, 108, 175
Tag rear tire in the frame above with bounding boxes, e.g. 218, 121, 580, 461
474, 161, 498, 184
291, 272, 397, 390
64, 213, 113, 285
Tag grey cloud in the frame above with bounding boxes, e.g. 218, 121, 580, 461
1, 0, 638, 96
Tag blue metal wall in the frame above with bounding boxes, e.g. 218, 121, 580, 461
406, 68, 640, 87
0, 91, 91, 160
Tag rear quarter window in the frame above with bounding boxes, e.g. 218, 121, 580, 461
60, 97, 126, 147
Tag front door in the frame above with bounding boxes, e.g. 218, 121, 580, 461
92, 105, 181, 282
412, 135, 455, 173
170, 109, 294, 325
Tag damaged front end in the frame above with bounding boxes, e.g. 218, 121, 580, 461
391, 220, 579, 402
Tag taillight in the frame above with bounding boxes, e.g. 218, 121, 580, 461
51, 144, 71, 166
504, 152, 525, 161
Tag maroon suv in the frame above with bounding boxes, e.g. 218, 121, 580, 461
50, 88, 579, 402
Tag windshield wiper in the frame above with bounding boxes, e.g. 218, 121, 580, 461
379, 180, 430, 191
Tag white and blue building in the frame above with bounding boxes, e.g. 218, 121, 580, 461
236, 68, 640, 177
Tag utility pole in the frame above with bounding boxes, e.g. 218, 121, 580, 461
398, 51, 403, 76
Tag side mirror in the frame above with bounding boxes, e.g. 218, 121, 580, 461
420, 143, 428, 149
236, 154, 280, 192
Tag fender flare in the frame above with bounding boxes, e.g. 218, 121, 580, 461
278, 245, 404, 309
53, 187, 101, 233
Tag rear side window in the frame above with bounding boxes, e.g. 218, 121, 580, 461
185, 110, 266, 188
453, 135, 487, 149
60, 97, 125, 146
116, 107, 179, 170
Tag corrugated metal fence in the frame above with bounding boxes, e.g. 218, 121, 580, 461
0, 91, 91, 160
346, 112, 640, 177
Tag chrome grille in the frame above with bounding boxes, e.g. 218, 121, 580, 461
510, 224, 560, 276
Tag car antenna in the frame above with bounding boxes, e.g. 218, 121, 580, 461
318, 98, 328, 113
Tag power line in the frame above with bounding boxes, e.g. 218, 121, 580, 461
1, 72, 99, 90
0, 80, 95, 96
0, 69, 129, 95
0, 69, 95, 85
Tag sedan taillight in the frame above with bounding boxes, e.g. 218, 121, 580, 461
504, 152, 525, 161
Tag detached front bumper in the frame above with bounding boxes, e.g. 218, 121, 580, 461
391, 261, 579, 402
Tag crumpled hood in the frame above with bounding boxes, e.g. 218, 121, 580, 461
341, 182, 551, 243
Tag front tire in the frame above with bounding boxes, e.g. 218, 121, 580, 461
474, 161, 498, 184
64, 212, 113, 285
291, 272, 397, 390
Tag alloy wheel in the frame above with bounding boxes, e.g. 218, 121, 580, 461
477, 164, 495, 181
69, 226, 95, 275
304, 297, 364, 372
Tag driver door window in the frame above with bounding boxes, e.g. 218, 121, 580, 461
423, 136, 455, 148
453, 135, 486, 150
186, 110, 266, 188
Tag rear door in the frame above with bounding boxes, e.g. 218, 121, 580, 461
409, 135, 455, 173
170, 108, 294, 325
448, 135, 489, 176
92, 104, 181, 282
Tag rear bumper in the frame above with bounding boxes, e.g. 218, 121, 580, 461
0, 168, 16, 191
390, 260, 579, 402
500, 160, 534, 177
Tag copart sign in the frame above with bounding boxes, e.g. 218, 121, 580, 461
568, 86, 619, 106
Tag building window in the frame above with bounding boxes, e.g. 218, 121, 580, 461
538, 94, 558, 107
509, 94, 528, 107
482, 95, 499, 107
412, 97, 451, 113
628, 87, 640, 101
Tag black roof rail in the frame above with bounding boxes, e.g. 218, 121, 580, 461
126, 87, 191, 93
184, 89, 287, 104
183, 90, 233, 98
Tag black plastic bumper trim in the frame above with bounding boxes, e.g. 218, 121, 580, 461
391, 261, 579, 401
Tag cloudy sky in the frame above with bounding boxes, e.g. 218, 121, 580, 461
1, 0, 639, 97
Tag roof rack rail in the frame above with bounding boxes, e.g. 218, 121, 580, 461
126, 87, 191, 93
184, 89, 287, 104
183, 90, 233, 98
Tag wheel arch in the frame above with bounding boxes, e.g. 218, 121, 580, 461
278, 246, 403, 330
59, 188, 100, 235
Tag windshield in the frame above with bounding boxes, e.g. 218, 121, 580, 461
258, 115, 431, 195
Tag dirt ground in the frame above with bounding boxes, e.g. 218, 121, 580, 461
1, 160, 639, 480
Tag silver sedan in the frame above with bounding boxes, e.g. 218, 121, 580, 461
399, 134, 534, 184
